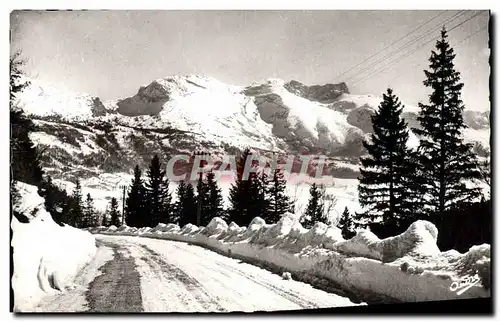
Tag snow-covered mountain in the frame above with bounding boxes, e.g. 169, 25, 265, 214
15, 75, 490, 212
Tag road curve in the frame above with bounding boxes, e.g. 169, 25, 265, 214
36, 234, 360, 312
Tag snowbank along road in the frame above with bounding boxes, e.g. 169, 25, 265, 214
34, 235, 361, 312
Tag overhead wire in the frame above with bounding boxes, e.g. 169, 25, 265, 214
349, 11, 488, 87
344, 10, 469, 84
334, 11, 449, 80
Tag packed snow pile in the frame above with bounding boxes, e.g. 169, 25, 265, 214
88, 214, 490, 303
11, 182, 97, 312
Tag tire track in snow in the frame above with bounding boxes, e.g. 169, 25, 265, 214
96, 235, 359, 312
133, 243, 227, 312
84, 241, 143, 312
169, 243, 321, 309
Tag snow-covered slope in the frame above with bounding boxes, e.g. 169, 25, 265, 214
11, 182, 97, 312
15, 78, 107, 121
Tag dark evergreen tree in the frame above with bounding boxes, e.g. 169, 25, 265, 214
205, 171, 224, 223
413, 27, 482, 218
254, 171, 270, 221
125, 165, 146, 227
109, 197, 121, 227
228, 148, 252, 226
144, 155, 172, 227
356, 88, 413, 228
300, 183, 326, 228
178, 181, 198, 227
83, 193, 96, 227
101, 212, 108, 227
265, 168, 293, 223
39, 175, 72, 226
173, 180, 186, 224
228, 148, 266, 226
10, 52, 30, 102
10, 52, 44, 187
338, 207, 355, 239
196, 172, 210, 226
69, 179, 84, 227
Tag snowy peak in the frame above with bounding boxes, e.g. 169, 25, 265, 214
116, 75, 243, 117
16, 75, 490, 156
284, 79, 349, 103
16, 77, 106, 120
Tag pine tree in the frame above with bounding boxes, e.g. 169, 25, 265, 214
205, 171, 224, 223
254, 171, 270, 221
338, 207, 355, 239
178, 181, 198, 227
228, 148, 252, 226
101, 212, 108, 227
228, 148, 265, 226
300, 183, 326, 228
357, 88, 413, 228
265, 168, 293, 223
83, 193, 96, 228
10, 52, 44, 187
39, 175, 71, 226
125, 165, 146, 227
109, 197, 121, 227
144, 155, 172, 227
173, 180, 187, 225
70, 179, 84, 227
196, 172, 210, 226
413, 27, 482, 218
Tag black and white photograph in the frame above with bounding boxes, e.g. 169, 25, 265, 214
8, 6, 492, 314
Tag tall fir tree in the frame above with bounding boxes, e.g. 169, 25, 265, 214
300, 183, 326, 228
39, 175, 71, 226
338, 207, 355, 239
101, 212, 108, 227
356, 88, 413, 228
109, 197, 121, 227
255, 171, 270, 221
144, 155, 172, 227
125, 165, 146, 227
265, 168, 293, 223
413, 27, 482, 218
10, 52, 44, 188
69, 179, 84, 227
196, 172, 210, 226
82, 193, 96, 227
205, 171, 224, 223
177, 181, 198, 227
173, 180, 186, 225
228, 148, 252, 226
228, 148, 267, 226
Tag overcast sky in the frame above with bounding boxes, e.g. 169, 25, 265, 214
11, 10, 490, 111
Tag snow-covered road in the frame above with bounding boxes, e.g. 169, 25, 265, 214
34, 234, 360, 312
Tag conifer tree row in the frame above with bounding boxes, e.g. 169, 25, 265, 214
356, 27, 486, 238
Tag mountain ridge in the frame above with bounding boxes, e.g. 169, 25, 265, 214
14, 75, 490, 212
